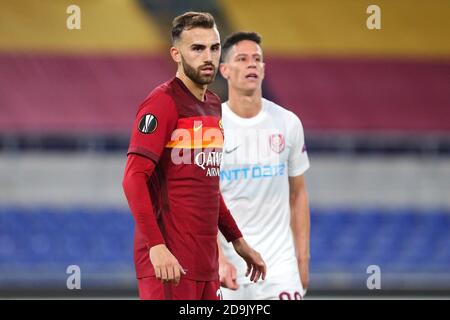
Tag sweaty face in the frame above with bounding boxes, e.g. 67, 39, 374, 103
178, 27, 221, 85
223, 40, 265, 94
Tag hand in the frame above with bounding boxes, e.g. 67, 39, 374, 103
149, 244, 186, 285
298, 258, 309, 291
232, 238, 266, 282
219, 257, 239, 290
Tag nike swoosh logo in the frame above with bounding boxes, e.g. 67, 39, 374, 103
193, 123, 203, 132
225, 145, 240, 154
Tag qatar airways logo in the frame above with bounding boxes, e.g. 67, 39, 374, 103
169, 120, 223, 177
194, 151, 223, 177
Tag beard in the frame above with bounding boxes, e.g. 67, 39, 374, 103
181, 54, 217, 85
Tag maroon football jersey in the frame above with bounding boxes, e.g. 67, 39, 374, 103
127, 77, 229, 281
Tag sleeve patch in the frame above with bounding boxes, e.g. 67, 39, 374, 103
138, 114, 158, 134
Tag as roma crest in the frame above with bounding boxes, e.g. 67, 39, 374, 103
269, 133, 285, 153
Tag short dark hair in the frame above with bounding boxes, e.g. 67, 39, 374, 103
171, 12, 216, 43
222, 31, 262, 62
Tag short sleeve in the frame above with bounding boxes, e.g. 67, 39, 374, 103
127, 93, 178, 162
288, 113, 310, 177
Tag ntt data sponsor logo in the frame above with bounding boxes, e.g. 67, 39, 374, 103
220, 164, 286, 181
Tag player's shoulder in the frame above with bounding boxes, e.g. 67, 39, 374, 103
206, 89, 221, 104
206, 89, 222, 114
144, 78, 178, 103
137, 78, 178, 113
262, 98, 303, 127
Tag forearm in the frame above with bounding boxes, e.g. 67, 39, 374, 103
217, 236, 230, 263
218, 193, 243, 242
290, 189, 310, 261
122, 155, 165, 248
218, 233, 246, 264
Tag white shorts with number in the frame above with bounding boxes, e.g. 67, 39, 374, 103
221, 262, 306, 300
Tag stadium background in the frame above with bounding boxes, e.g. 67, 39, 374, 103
0, 0, 449, 298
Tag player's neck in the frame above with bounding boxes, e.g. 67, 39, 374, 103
176, 72, 207, 102
227, 89, 262, 118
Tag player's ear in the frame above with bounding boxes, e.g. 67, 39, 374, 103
220, 62, 229, 79
170, 46, 181, 63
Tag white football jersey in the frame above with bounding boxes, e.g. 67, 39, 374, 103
219, 98, 310, 284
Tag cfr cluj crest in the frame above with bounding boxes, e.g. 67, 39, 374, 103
269, 133, 285, 153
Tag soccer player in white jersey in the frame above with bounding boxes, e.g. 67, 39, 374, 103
217, 32, 311, 300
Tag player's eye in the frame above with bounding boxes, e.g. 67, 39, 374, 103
192, 46, 204, 52
211, 45, 220, 52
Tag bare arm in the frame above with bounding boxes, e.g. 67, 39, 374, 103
289, 174, 310, 290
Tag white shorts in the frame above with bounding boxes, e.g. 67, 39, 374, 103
221, 263, 306, 300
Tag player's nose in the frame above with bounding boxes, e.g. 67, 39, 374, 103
203, 48, 214, 62
247, 59, 257, 68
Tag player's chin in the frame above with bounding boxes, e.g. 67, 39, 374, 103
240, 81, 259, 91
198, 75, 216, 85
239, 85, 258, 95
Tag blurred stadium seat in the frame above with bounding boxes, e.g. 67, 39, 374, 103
0, 206, 449, 290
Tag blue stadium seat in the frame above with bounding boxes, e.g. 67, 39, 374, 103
1, 206, 449, 286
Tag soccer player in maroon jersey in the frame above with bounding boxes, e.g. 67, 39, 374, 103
122, 12, 266, 300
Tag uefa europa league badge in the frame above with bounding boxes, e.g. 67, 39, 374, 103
269, 133, 285, 153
